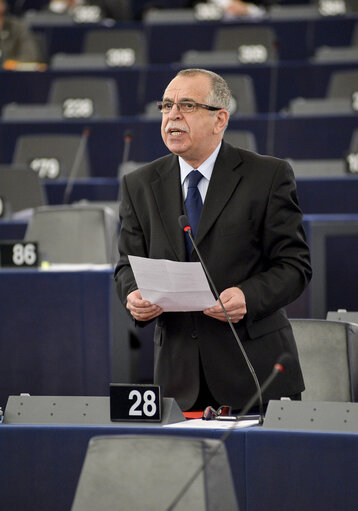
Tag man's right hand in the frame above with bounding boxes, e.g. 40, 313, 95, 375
126, 289, 163, 322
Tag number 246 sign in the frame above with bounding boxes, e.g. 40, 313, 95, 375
110, 384, 161, 422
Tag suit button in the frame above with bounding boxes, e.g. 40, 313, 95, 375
191, 330, 198, 339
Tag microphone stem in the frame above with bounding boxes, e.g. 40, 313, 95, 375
186, 228, 264, 425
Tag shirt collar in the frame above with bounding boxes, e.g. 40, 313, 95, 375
179, 142, 222, 185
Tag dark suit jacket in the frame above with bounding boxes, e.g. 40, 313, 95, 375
114, 142, 312, 410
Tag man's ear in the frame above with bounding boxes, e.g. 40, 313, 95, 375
213, 109, 229, 134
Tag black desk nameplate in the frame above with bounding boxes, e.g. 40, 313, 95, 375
110, 384, 161, 422
0, 241, 39, 268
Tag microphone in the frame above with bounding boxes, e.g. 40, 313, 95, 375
63, 128, 90, 204
166, 354, 292, 511
122, 129, 133, 167
117, 129, 133, 201
178, 214, 264, 424
233, 352, 294, 419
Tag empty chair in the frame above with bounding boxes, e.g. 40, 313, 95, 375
327, 69, 358, 99
224, 130, 257, 152
0, 166, 47, 213
286, 97, 353, 116
50, 53, 108, 70
290, 319, 358, 402
118, 160, 147, 180
312, 46, 358, 63
213, 26, 278, 64
83, 28, 147, 66
13, 134, 91, 179
327, 310, 358, 324
71, 435, 239, 511
181, 50, 241, 67
288, 159, 345, 178
143, 8, 197, 23
349, 128, 358, 151
48, 77, 119, 119
142, 100, 162, 119
1, 103, 63, 120
25, 204, 118, 264
24, 10, 74, 26
223, 74, 257, 116
269, 3, 319, 19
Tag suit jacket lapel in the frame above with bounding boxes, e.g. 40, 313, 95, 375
151, 154, 187, 261
196, 142, 243, 246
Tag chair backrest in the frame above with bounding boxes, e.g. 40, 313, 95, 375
1, 103, 63, 120
288, 159, 345, 178
83, 28, 147, 65
50, 53, 108, 70
290, 319, 358, 402
327, 311, 358, 324
118, 160, 147, 180
287, 97, 353, 116
224, 130, 257, 152
213, 26, 278, 64
71, 435, 239, 511
13, 134, 90, 179
327, 69, 358, 98
143, 8, 197, 23
24, 204, 118, 264
0, 166, 47, 213
349, 128, 358, 151
181, 49, 241, 67
223, 74, 257, 116
48, 77, 119, 119
143, 100, 162, 119
312, 46, 358, 63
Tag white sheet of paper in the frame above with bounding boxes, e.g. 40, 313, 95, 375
128, 255, 217, 312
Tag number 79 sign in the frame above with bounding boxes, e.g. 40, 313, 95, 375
110, 384, 162, 422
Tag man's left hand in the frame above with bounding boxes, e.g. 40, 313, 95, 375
203, 286, 246, 323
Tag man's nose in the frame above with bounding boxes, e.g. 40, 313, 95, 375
168, 103, 182, 119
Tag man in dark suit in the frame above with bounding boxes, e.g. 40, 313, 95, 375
114, 68, 312, 412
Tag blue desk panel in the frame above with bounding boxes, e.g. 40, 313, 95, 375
0, 269, 116, 408
286, 214, 358, 319
245, 428, 358, 511
0, 423, 357, 511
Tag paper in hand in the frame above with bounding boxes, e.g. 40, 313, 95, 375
128, 255, 217, 312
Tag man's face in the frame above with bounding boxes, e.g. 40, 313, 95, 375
160, 74, 227, 168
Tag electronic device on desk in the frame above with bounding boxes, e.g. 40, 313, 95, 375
0, 240, 39, 268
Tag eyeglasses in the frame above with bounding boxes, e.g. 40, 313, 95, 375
157, 101, 222, 114
202, 405, 232, 420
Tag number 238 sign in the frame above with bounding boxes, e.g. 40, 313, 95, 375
110, 384, 162, 422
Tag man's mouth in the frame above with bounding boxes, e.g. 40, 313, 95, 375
165, 125, 188, 136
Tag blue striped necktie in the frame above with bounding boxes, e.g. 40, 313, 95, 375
184, 170, 203, 259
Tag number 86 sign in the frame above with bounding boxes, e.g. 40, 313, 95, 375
110, 384, 162, 422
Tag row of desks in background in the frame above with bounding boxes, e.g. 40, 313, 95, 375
0, 115, 357, 177
29, 15, 358, 64
1, 177, 358, 216
0, 60, 357, 116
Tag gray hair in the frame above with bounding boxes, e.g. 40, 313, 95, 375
175, 68, 232, 114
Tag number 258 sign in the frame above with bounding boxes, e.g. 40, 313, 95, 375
110, 384, 161, 422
